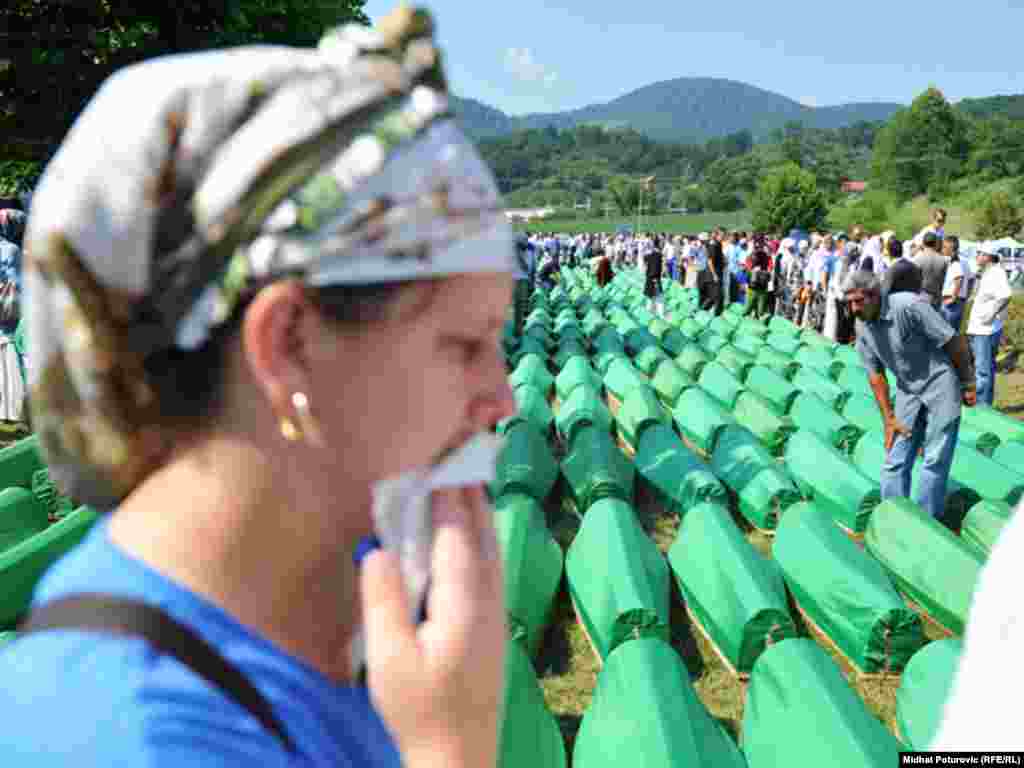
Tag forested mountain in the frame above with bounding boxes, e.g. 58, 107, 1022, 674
450, 78, 902, 143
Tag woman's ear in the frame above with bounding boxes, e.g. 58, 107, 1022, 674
240, 281, 316, 414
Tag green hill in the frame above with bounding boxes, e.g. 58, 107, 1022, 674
451, 79, 902, 143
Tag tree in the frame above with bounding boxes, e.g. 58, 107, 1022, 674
608, 178, 641, 215
974, 191, 1024, 239
751, 163, 828, 233
870, 87, 970, 198
1, 1, 369, 161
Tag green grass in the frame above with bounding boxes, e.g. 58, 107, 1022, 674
519, 211, 753, 235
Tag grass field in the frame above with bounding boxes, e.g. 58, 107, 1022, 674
519, 211, 753, 235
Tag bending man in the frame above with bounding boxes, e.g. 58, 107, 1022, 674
844, 269, 977, 525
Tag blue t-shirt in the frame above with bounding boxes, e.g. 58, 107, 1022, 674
0, 520, 401, 767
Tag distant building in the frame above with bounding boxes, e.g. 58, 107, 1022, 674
841, 181, 867, 194
505, 207, 556, 222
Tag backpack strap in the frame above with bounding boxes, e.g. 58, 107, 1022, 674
19, 593, 296, 754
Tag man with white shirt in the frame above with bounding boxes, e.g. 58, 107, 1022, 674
940, 235, 969, 331
966, 243, 1013, 406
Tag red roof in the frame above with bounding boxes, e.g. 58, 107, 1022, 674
842, 181, 867, 192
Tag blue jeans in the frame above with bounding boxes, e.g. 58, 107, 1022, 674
941, 300, 964, 332
970, 331, 1002, 407
880, 407, 960, 522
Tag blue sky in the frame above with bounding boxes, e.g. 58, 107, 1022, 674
363, 0, 1023, 116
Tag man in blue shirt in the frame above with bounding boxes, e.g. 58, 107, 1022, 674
844, 270, 977, 524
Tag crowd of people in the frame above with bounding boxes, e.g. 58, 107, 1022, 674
523, 211, 1017, 405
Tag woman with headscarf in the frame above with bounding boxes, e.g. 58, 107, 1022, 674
0, 8, 514, 767
0, 208, 26, 331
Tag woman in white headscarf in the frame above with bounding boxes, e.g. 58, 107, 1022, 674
0, 7, 514, 767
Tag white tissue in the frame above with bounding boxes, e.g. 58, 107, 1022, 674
350, 431, 504, 672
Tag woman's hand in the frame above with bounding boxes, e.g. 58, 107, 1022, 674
361, 485, 506, 768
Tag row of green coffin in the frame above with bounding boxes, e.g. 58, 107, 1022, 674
496, 466, 959, 764
508, 276, 999, 639
0, 436, 98, 629
508, 289, 1023, 552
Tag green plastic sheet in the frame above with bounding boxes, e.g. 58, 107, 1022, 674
745, 366, 799, 416
494, 493, 563, 653
835, 344, 863, 367
634, 425, 727, 515
604, 358, 648, 402
566, 499, 670, 661
718, 346, 756, 383
556, 384, 612, 450
523, 323, 555, 351
742, 639, 903, 767
785, 429, 880, 533
961, 499, 1014, 559
556, 356, 602, 401
756, 346, 800, 380
837, 365, 875, 399
669, 502, 796, 674
853, 431, 979, 524
865, 498, 984, 635
709, 316, 736, 341
697, 331, 729, 358
573, 637, 747, 768
0, 487, 48, 554
698, 361, 746, 410
693, 310, 713, 328
680, 317, 703, 339
625, 327, 661, 357
592, 327, 626, 358
711, 426, 801, 530
649, 360, 694, 406
768, 315, 802, 337
617, 386, 669, 451
634, 345, 669, 376
957, 424, 1000, 456
582, 308, 608, 338
733, 392, 795, 457
732, 332, 766, 358
0, 506, 99, 627
553, 339, 588, 369
594, 349, 628, 376
789, 391, 863, 453
896, 639, 963, 751
499, 639, 567, 768
492, 422, 560, 504
510, 354, 554, 395
675, 343, 710, 379
795, 345, 843, 380
841, 394, 884, 435
738, 318, 770, 339
949, 439, 1024, 506
774, 503, 925, 672
960, 403, 1024, 444
800, 329, 836, 350
992, 439, 1024, 474
765, 333, 803, 358
500, 384, 554, 437
561, 426, 635, 512
509, 336, 549, 367
0, 436, 44, 493
791, 367, 849, 411
672, 387, 738, 455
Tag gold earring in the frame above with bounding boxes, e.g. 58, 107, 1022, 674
291, 392, 325, 448
279, 415, 301, 442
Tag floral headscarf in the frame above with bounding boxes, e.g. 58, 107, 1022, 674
25, 5, 515, 509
